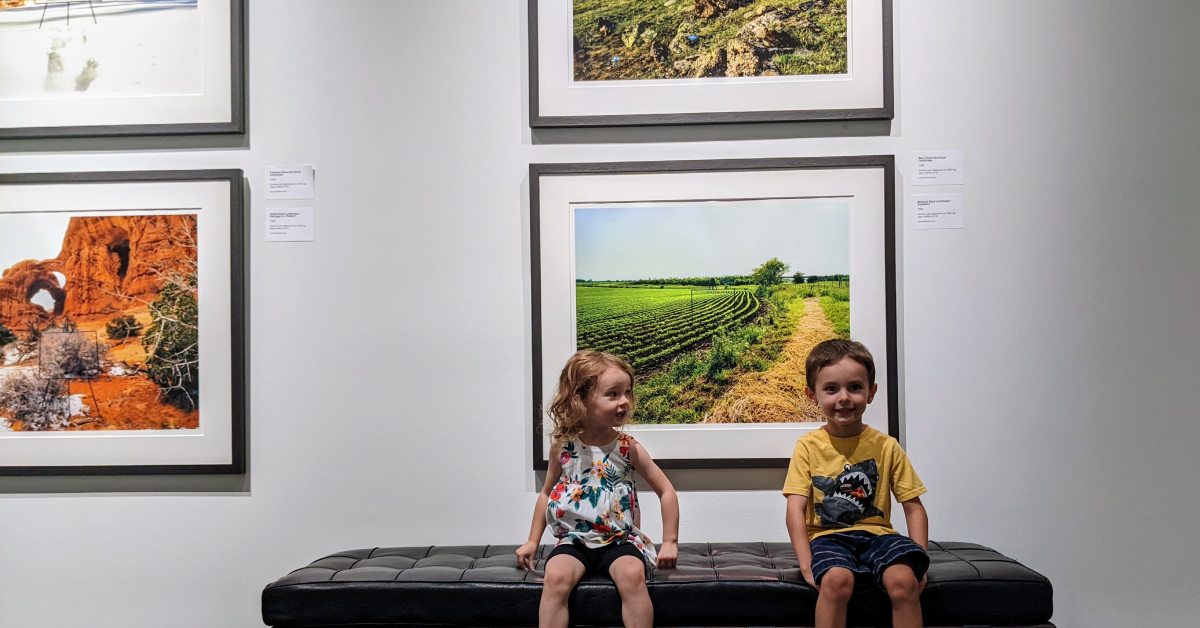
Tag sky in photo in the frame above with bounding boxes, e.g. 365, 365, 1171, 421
574, 199, 850, 281
0, 213, 71, 270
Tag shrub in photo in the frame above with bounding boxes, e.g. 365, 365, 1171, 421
39, 331, 105, 380
0, 324, 16, 347
0, 370, 70, 431
106, 314, 144, 341
143, 281, 199, 410
15, 324, 43, 362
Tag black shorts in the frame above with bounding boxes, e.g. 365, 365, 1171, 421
546, 542, 646, 576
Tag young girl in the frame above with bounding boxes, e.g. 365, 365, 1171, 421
516, 351, 679, 628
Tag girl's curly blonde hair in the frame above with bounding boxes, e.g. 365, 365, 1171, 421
547, 350, 636, 442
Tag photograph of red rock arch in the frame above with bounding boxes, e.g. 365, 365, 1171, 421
0, 212, 200, 432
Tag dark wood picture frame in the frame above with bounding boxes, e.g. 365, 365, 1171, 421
0, 0, 246, 139
0, 169, 245, 475
528, 0, 893, 128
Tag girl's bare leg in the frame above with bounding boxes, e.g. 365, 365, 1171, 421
539, 554, 585, 628
609, 555, 652, 628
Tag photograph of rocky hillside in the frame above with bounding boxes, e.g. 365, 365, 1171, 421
573, 0, 847, 81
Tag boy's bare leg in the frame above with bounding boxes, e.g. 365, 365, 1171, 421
882, 563, 923, 628
815, 567, 854, 628
539, 555, 585, 628
609, 555, 653, 628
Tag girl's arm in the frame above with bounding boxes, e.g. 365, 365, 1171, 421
516, 442, 564, 571
785, 494, 818, 589
631, 441, 679, 568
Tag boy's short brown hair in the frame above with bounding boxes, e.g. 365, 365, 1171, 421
805, 339, 876, 390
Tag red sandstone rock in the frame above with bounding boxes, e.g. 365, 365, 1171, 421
0, 215, 197, 329
0, 260, 64, 328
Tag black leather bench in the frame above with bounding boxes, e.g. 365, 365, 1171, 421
262, 541, 1053, 627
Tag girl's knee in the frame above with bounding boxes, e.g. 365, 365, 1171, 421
542, 558, 583, 596
542, 573, 575, 597
608, 557, 647, 591
819, 568, 855, 602
543, 578, 578, 599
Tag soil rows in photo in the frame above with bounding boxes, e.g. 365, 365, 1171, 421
575, 280, 849, 424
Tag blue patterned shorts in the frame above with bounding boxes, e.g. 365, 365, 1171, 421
810, 530, 928, 589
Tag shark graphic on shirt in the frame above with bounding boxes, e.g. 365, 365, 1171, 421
812, 460, 884, 528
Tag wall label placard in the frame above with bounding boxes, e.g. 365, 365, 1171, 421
913, 194, 964, 230
267, 207, 315, 242
912, 150, 964, 185
265, 165, 315, 200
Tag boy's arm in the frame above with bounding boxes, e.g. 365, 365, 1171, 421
632, 441, 679, 568
785, 494, 818, 589
901, 496, 928, 590
900, 496, 928, 549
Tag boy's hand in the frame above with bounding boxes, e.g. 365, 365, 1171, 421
515, 540, 539, 571
656, 540, 678, 569
800, 562, 818, 590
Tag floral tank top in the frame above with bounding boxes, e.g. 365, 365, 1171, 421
546, 433, 657, 564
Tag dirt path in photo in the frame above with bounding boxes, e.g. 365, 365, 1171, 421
705, 297, 832, 423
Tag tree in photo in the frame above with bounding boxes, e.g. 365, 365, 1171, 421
752, 257, 789, 296
143, 279, 198, 410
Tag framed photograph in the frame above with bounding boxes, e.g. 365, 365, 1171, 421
0, 169, 245, 475
530, 156, 895, 469
529, 0, 892, 127
0, 0, 245, 139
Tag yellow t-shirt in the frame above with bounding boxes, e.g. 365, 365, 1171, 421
782, 425, 926, 540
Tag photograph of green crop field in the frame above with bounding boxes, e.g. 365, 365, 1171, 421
572, 0, 847, 81
574, 199, 850, 424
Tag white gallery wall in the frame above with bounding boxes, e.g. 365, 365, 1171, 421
1, 1, 1198, 626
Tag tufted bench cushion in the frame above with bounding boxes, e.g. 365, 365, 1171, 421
262, 541, 1053, 627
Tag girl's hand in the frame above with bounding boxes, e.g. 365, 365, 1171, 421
656, 541, 678, 569
515, 540, 539, 571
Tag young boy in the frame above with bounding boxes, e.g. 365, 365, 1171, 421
783, 339, 929, 628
